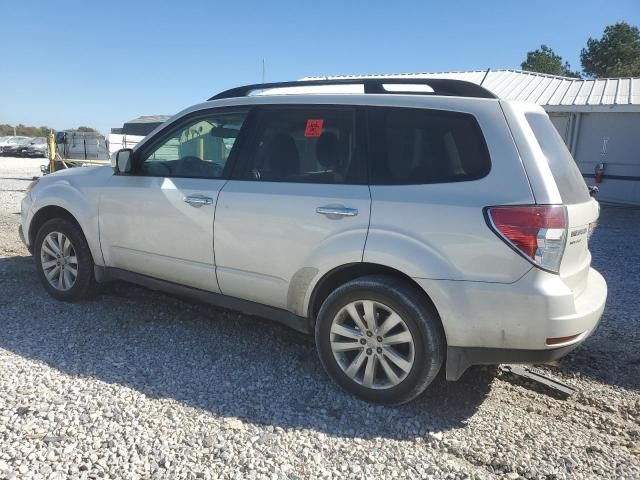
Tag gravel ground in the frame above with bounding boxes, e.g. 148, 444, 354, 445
0, 157, 638, 479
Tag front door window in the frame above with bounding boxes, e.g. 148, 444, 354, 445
140, 111, 248, 178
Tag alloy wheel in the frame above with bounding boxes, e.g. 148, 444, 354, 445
40, 231, 78, 291
329, 300, 415, 389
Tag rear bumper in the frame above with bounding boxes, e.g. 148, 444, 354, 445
414, 266, 607, 380
446, 341, 585, 380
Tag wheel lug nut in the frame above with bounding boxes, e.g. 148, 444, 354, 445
366, 331, 373, 337
376, 347, 382, 354
376, 336, 383, 342
359, 338, 366, 345
366, 348, 372, 355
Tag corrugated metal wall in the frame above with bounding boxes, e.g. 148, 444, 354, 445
550, 112, 640, 205
574, 113, 640, 205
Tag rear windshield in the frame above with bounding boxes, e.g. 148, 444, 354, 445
525, 113, 589, 204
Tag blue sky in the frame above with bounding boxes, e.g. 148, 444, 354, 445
0, 0, 637, 134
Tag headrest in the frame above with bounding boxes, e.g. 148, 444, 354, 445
266, 133, 299, 177
316, 132, 343, 169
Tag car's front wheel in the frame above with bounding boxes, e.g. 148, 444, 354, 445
315, 275, 445, 405
34, 218, 97, 301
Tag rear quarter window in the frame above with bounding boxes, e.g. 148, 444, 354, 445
367, 107, 491, 185
525, 113, 590, 204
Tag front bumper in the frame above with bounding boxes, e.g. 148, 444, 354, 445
20, 193, 34, 253
18, 224, 26, 246
19, 224, 32, 254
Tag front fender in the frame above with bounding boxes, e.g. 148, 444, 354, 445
30, 177, 105, 266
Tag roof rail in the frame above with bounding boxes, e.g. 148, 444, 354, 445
208, 78, 497, 101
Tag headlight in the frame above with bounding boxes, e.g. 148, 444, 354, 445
25, 177, 40, 193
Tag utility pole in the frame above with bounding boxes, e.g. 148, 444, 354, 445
13, 126, 16, 136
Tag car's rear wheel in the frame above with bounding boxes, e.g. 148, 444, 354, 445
315, 275, 445, 405
34, 218, 97, 301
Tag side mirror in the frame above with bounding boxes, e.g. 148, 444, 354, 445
112, 148, 133, 174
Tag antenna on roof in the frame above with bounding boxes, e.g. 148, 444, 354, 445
480, 68, 491, 86
261, 58, 265, 83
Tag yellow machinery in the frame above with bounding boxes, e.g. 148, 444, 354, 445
46, 132, 110, 174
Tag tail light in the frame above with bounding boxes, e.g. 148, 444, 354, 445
486, 205, 567, 273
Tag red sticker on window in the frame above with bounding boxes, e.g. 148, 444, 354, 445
304, 119, 324, 137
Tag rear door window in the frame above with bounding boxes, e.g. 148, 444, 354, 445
367, 107, 491, 185
525, 113, 590, 204
233, 106, 366, 184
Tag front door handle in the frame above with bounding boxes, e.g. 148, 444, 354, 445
316, 206, 358, 217
184, 195, 214, 207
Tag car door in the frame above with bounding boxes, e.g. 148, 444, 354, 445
99, 108, 249, 292
214, 105, 371, 312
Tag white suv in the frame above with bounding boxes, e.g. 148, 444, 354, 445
19, 79, 607, 405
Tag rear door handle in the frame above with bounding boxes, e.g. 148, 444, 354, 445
184, 195, 214, 207
316, 206, 358, 217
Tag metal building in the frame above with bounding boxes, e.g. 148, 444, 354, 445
305, 70, 640, 205
108, 115, 171, 156
110, 115, 171, 137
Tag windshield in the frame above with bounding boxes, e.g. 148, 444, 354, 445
525, 113, 590, 204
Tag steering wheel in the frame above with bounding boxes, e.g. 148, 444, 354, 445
176, 156, 218, 177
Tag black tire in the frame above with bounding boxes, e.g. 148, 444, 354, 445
315, 274, 445, 405
34, 217, 98, 302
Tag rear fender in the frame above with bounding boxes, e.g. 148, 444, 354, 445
289, 228, 370, 316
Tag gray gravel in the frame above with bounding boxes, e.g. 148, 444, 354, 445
0, 157, 639, 479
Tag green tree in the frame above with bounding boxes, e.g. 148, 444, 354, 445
76, 126, 97, 133
521, 45, 581, 77
580, 22, 640, 78
0, 124, 52, 137
0, 124, 14, 136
